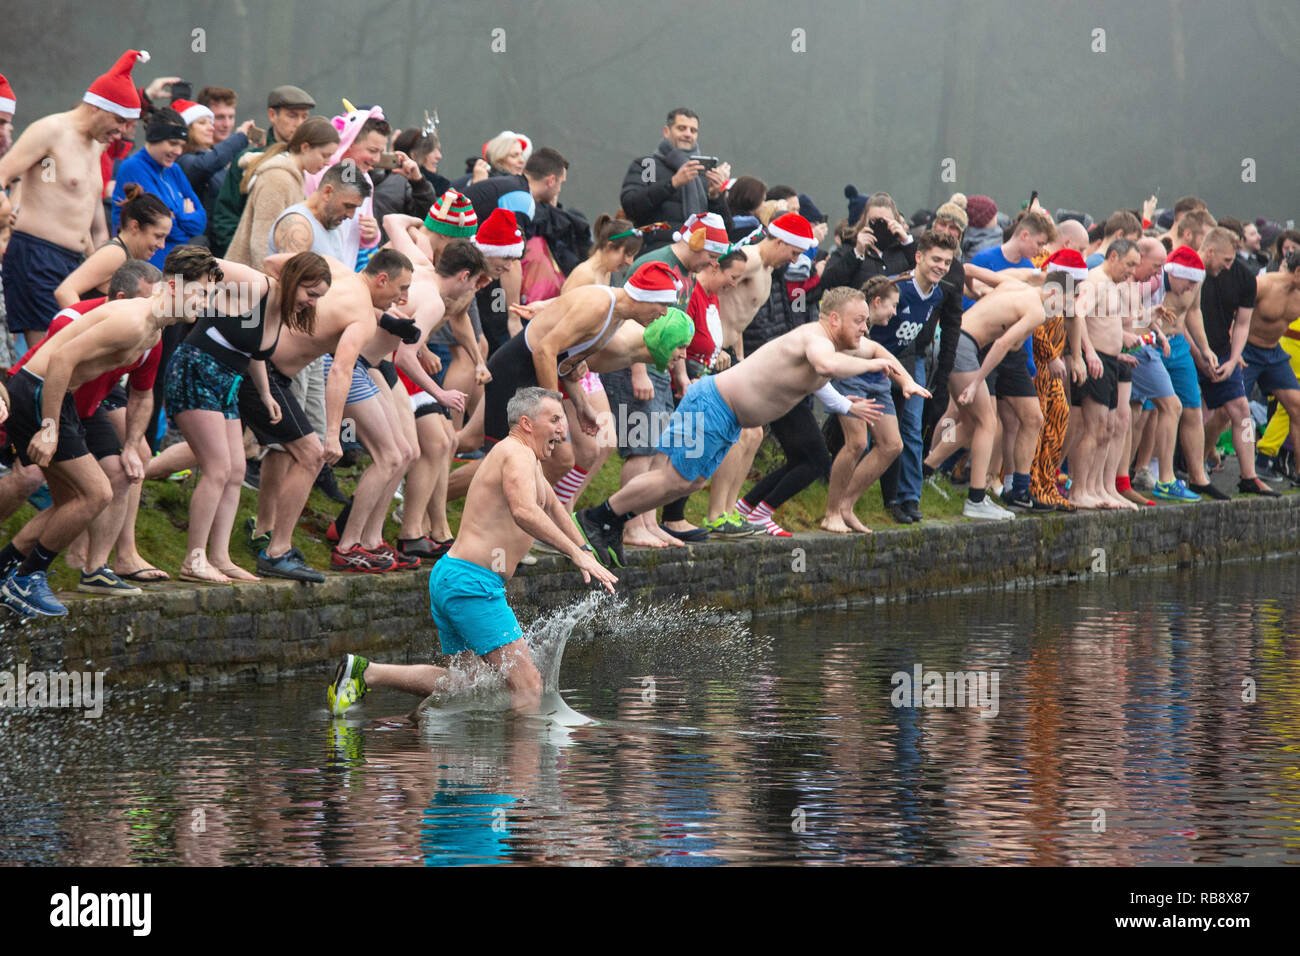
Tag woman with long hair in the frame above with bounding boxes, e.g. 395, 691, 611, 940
164, 249, 332, 582
54, 185, 172, 306
225, 117, 340, 268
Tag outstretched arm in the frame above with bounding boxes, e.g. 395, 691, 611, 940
805, 335, 904, 381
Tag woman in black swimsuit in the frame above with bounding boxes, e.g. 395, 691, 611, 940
164, 250, 332, 582
53, 185, 173, 306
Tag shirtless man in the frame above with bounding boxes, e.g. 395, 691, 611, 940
329, 239, 482, 569
1064, 240, 1141, 509
446, 260, 681, 500
1243, 250, 1300, 478
326, 387, 616, 717
383, 200, 494, 411
0, 50, 146, 352
1125, 238, 1195, 502
0, 245, 219, 618
716, 213, 826, 535
1131, 245, 1228, 499
240, 249, 412, 581
714, 213, 813, 357
922, 268, 1059, 519
577, 286, 926, 567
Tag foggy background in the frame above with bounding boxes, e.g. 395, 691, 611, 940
4, 0, 1298, 231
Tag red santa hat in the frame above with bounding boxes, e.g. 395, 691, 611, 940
0, 74, 14, 115
1043, 248, 1089, 281
171, 98, 214, 126
767, 212, 817, 250
624, 261, 684, 303
473, 208, 525, 258
1164, 245, 1206, 282
84, 49, 150, 119
673, 212, 730, 255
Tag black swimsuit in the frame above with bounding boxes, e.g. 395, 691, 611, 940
80, 237, 133, 302
185, 284, 279, 374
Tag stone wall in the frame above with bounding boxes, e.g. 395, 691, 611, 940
4, 496, 1296, 690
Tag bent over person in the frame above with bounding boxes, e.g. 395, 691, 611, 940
327, 387, 616, 716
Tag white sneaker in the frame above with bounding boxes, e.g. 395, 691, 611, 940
963, 497, 1015, 520
1131, 466, 1155, 491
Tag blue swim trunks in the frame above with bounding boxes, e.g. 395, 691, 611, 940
1148, 333, 1201, 411
429, 556, 523, 657
1130, 344, 1175, 405
655, 374, 742, 482
1, 230, 84, 334
1242, 341, 1300, 397
322, 353, 382, 406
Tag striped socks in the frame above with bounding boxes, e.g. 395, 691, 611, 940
553, 466, 589, 506
740, 499, 791, 537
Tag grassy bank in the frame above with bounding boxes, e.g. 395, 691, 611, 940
3, 435, 1288, 595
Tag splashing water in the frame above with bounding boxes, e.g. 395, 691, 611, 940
416, 592, 760, 728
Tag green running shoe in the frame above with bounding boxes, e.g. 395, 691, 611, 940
328, 654, 370, 716
707, 511, 757, 537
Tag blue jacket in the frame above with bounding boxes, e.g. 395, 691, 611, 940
110, 149, 207, 267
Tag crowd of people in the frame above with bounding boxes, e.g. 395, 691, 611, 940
0, 52, 1297, 667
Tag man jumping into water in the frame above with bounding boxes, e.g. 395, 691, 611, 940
327, 387, 617, 716
575, 286, 927, 567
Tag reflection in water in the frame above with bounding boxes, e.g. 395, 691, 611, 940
1, 559, 1298, 865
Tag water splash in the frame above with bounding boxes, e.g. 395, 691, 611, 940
415, 593, 760, 725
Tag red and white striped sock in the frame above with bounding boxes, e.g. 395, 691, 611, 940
553, 466, 589, 506
735, 498, 755, 519
746, 501, 791, 536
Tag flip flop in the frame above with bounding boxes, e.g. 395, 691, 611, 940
178, 570, 229, 585
118, 567, 171, 582
659, 524, 710, 542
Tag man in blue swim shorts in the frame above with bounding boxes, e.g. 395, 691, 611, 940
575, 286, 929, 567
328, 386, 617, 716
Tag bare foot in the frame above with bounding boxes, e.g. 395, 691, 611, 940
1071, 492, 1102, 509
649, 524, 686, 547
624, 529, 670, 549
179, 562, 231, 584
820, 514, 852, 533
843, 511, 874, 534
219, 565, 261, 582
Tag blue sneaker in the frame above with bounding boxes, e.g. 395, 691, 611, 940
1153, 479, 1201, 502
257, 547, 325, 583
1, 570, 68, 618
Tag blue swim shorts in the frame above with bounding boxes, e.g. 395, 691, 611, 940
429, 556, 524, 657
654, 374, 742, 483
322, 353, 382, 406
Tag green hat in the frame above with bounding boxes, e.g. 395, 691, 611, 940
643, 307, 694, 372
424, 190, 478, 237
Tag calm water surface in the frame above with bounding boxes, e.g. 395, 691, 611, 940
3, 557, 1299, 866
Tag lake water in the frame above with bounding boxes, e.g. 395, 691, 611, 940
2, 557, 1298, 866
